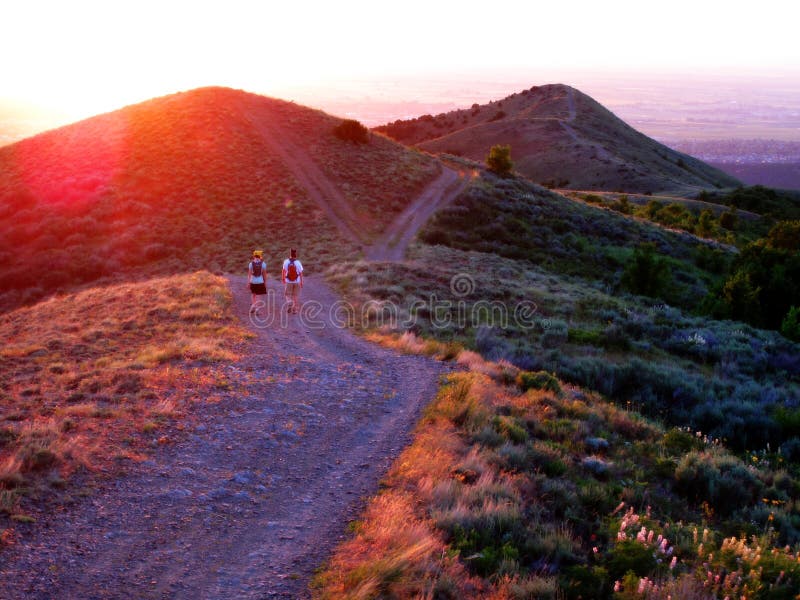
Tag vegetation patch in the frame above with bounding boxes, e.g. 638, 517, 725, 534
0, 271, 248, 538
314, 341, 800, 598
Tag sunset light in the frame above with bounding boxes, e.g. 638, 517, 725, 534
3, 0, 798, 122
2, 1, 800, 597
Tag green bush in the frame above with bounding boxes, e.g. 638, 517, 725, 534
621, 243, 670, 297
517, 371, 561, 395
605, 540, 657, 580
487, 145, 513, 176
674, 451, 763, 516
492, 416, 529, 444
781, 306, 800, 342
332, 119, 369, 143
719, 209, 738, 230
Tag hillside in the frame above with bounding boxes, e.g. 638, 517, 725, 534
375, 84, 740, 195
0, 272, 247, 519
328, 170, 799, 451
0, 86, 439, 311
314, 341, 800, 598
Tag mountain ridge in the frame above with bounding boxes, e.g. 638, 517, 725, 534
375, 83, 741, 195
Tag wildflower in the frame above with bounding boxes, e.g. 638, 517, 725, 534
670, 556, 677, 570
638, 578, 646, 593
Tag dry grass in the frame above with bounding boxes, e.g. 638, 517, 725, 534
0, 271, 248, 530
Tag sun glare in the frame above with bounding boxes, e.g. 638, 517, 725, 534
2, 0, 798, 126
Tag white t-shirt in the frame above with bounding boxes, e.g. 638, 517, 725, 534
249, 259, 266, 284
282, 258, 303, 283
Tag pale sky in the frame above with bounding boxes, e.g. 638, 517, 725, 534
2, 0, 799, 120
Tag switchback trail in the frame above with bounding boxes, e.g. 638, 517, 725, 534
245, 104, 465, 257
243, 109, 366, 245
0, 277, 445, 599
365, 167, 467, 261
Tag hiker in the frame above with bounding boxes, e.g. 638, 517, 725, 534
248, 250, 267, 312
282, 248, 304, 314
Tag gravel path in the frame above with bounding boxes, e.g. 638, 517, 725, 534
0, 276, 444, 599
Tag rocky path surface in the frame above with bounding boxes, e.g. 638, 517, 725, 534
0, 277, 445, 599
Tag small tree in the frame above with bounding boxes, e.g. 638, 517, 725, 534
621, 243, 670, 297
696, 209, 716, 238
782, 306, 800, 342
333, 119, 369, 144
719, 208, 738, 231
486, 144, 513, 176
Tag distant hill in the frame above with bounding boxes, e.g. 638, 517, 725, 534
0, 87, 439, 311
375, 84, 740, 195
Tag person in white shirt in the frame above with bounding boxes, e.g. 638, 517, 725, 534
281, 248, 304, 314
248, 249, 267, 313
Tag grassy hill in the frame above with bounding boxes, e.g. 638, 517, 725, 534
375, 84, 740, 195
320, 170, 800, 597
0, 86, 439, 311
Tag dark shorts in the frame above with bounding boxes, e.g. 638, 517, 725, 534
250, 283, 267, 295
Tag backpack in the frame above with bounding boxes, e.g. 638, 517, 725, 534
251, 259, 263, 278
286, 258, 298, 282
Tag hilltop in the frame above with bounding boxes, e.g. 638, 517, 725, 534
375, 84, 740, 195
0, 86, 439, 311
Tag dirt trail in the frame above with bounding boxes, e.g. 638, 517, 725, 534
365, 167, 466, 261
0, 277, 444, 599
245, 106, 465, 258
243, 110, 366, 246
560, 87, 613, 162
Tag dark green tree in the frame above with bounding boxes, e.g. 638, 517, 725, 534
333, 119, 369, 143
719, 208, 738, 231
707, 221, 800, 329
486, 144, 513, 176
782, 306, 800, 342
621, 243, 670, 297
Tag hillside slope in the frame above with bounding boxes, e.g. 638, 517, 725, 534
375, 84, 740, 195
0, 87, 439, 311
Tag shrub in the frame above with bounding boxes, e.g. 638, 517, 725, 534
674, 451, 763, 516
621, 243, 670, 298
517, 371, 561, 395
332, 119, 369, 144
719, 209, 738, 230
487, 145, 513, 177
781, 305, 800, 342
605, 540, 657, 580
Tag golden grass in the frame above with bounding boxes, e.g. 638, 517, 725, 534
0, 271, 248, 531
